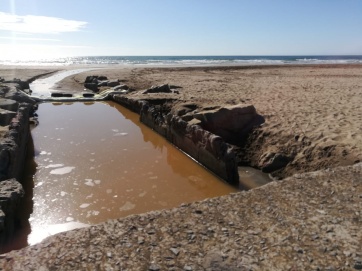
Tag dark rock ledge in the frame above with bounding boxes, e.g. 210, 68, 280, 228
0, 82, 34, 248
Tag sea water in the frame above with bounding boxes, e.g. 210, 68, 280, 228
2, 55, 362, 66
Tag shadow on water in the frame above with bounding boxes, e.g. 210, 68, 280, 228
108, 101, 226, 185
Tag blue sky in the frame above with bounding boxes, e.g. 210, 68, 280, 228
1, 0, 362, 59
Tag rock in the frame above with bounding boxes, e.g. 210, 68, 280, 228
0, 99, 18, 112
84, 76, 98, 84
52, 93, 72, 98
0, 179, 24, 214
97, 80, 109, 87
98, 76, 108, 81
149, 264, 160, 271
3, 79, 29, 90
0, 109, 17, 126
84, 83, 98, 92
4, 84, 36, 105
170, 247, 180, 256
142, 84, 171, 94
50, 92, 72, 98
107, 80, 120, 87
262, 153, 292, 173
82, 93, 94, 98
193, 104, 263, 144
0, 104, 31, 181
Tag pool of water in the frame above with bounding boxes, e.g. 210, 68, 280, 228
14, 101, 237, 248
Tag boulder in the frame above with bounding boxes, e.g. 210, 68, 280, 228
84, 83, 99, 92
193, 104, 263, 144
84, 76, 98, 84
0, 99, 18, 112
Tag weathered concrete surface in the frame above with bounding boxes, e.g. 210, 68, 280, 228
1, 163, 361, 270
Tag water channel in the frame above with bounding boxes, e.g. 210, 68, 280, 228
7, 101, 238, 251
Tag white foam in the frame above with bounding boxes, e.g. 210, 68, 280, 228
45, 164, 64, 168
50, 166, 75, 175
114, 132, 128, 136
80, 203, 90, 208
84, 179, 94, 186
119, 201, 135, 211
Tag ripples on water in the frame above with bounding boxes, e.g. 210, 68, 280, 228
3, 55, 362, 66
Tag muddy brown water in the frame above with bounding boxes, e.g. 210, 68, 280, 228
4, 101, 238, 251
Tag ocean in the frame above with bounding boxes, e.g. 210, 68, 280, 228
2, 55, 362, 66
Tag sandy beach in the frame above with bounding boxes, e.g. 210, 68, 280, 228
1, 64, 362, 270
3, 64, 359, 178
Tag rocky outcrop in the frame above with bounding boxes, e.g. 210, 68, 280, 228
0, 83, 32, 247
84, 76, 130, 93
2, 84, 36, 105
2, 78, 30, 90
112, 97, 263, 184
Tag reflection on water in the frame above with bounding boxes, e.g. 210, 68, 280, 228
18, 101, 237, 247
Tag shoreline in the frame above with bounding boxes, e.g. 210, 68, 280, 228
1, 64, 362, 269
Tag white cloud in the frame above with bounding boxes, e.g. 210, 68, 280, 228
0, 12, 87, 34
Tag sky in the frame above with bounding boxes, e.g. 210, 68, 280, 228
1, 0, 362, 59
